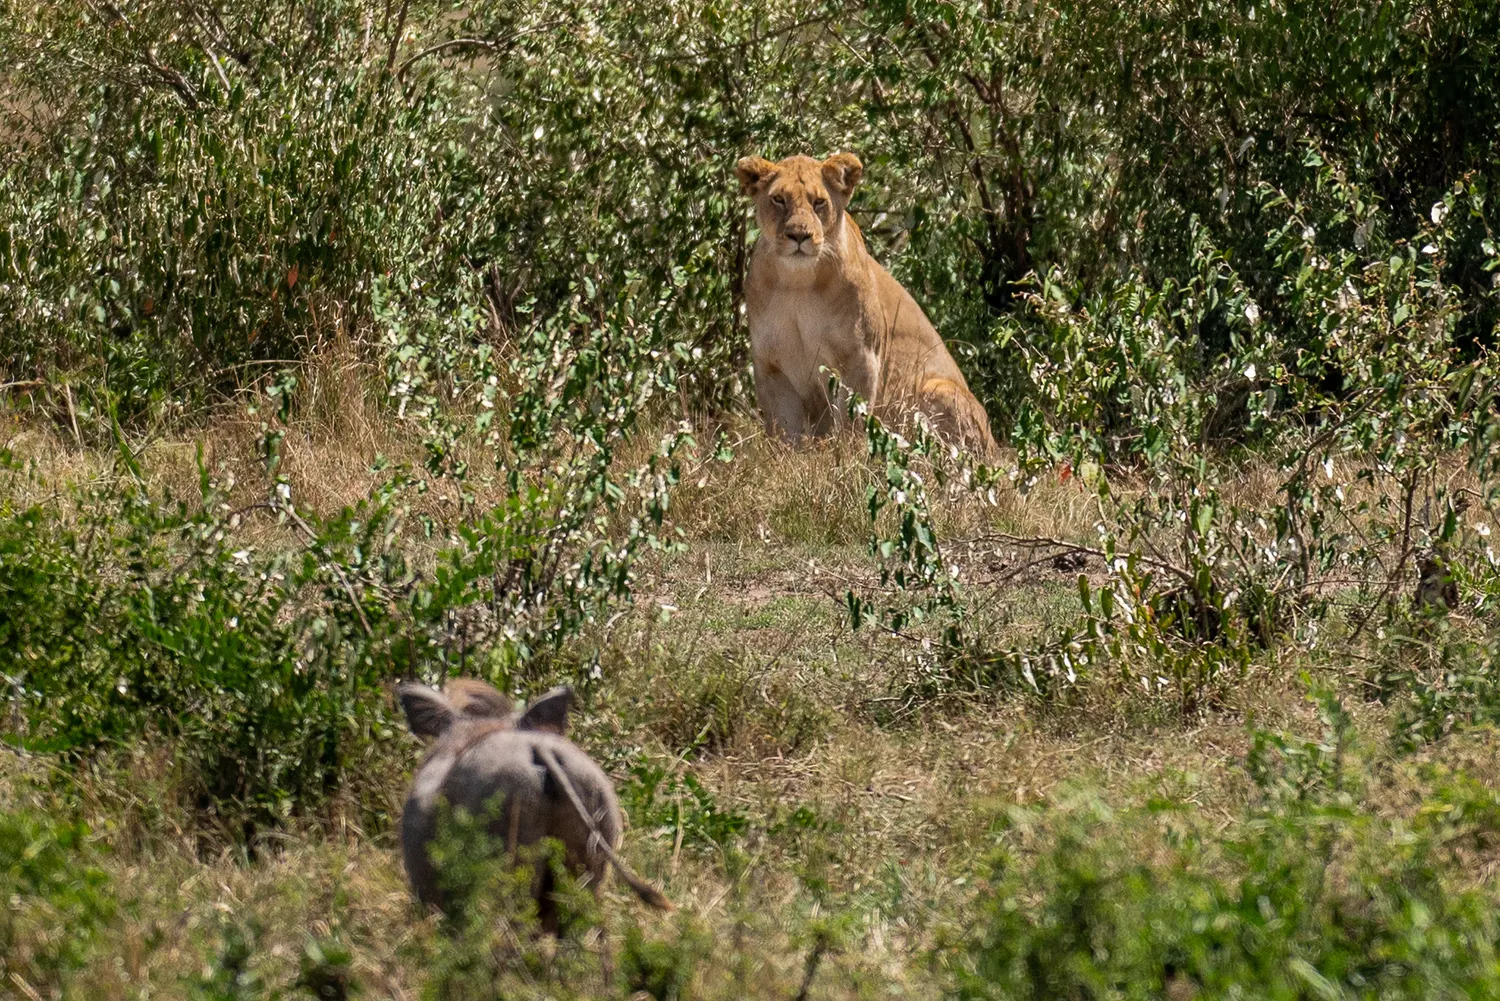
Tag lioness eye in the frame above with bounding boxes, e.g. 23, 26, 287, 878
771, 195, 786, 208
814, 198, 828, 211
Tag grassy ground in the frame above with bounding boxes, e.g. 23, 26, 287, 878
3, 405, 1498, 1001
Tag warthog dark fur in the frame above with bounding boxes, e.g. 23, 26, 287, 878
396, 678, 671, 923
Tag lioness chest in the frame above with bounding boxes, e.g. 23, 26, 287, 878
748, 281, 873, 398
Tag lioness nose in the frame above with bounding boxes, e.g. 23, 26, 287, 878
785, 222, 811, 244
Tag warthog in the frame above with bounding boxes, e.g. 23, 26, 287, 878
396, 678, 672, 923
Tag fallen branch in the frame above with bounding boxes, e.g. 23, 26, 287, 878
974, 531, 1197, 585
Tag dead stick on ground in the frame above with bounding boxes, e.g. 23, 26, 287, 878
793, 938, 830, 1001
976, 531, 1196, 585
62, 383, 82, 449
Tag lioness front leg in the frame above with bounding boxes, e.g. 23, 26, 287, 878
812, 351, 880, 436
753, 360, 812, 442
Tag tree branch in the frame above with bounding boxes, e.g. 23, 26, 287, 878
384, 0, 410, 75
275, 500, 375, 638
142, 45, 201, 108
394, 23, 563, 81
975, 531, 1197, 585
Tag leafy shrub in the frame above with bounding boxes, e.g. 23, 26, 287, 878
622, 648, 832, 758
846, 152, 1500, 712
392, 278, 693, 679
0, 808, 114, 993
1, 2, 466, 421
622, 763, 749, 852
0, 0, 800, 425
1, 385, 684, 841
297, 935, 357, 1001
191, 920, 270, 1001
0, 463, 396, 839
953, 702, 1500, 1000
422, 816, 603, 999
619, 917, 714, 1001
9, 0, 1498, 434
1386, 628, 1500, 752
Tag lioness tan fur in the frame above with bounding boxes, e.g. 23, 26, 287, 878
736, 152, 997, 455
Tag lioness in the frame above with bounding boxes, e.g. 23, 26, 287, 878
736, 152, 997, 455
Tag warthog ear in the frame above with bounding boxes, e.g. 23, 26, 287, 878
516, 686, 572, 735
444, 678, 513, 719
735, 156, 778, 196
397, 682, 455, 739
821, 152, 863, 198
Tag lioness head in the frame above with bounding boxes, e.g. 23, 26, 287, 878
736, 152, 863, 265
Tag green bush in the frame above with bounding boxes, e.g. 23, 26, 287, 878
954, 704, 1500, 1000
846, 152, 1500, 711
1386, 627, 1500, 752
191, 920, 271, 1001
7, 0, 1498, 431
422, 817, 604, 999
622, 762, 749, 852
618, 918, 714, 1001
5, 3, 1500, 990
0, 468, 396, 838
0, 808, 114, 993
1, 415, 683, 840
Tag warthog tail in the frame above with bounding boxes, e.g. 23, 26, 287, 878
534, 744, 675, 912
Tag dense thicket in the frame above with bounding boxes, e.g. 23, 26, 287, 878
3, 0, 1500, 823
4, 1, 1497, 433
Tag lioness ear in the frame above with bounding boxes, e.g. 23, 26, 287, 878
822, 153, 863, 198
516, 686, 572, 735
735, 156, 778, 196
397, 682, 456, 740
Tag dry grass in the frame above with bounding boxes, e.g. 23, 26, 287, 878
0, 634, 1326, 1000
4, 390, 1500, 999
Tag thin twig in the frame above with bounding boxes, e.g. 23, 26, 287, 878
1347, 469, 1420, 643
208, 358, 303, 379
383, 0, 411, 75
395, 22, 565, 80
199, 35, 233, 95
679, 9, 840, 61
982, 549, 1083, 588
62, 383, 82, 449
275, 500, 375, 638
9, 971, 44, 1001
